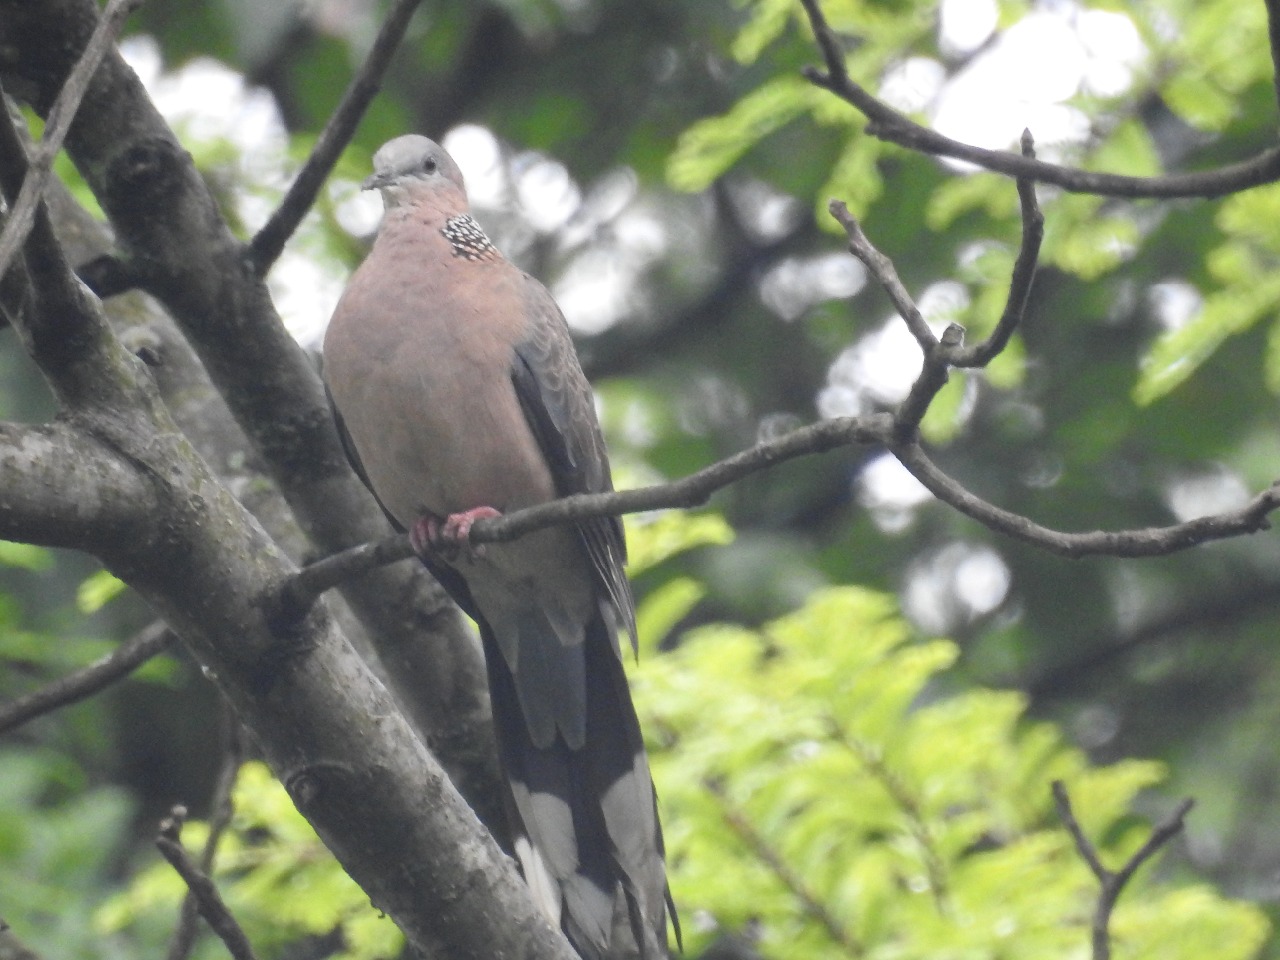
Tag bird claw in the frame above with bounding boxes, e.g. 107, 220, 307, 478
410, 506, 502, 561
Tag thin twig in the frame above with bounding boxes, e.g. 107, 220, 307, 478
798, 0, 1280, 198
1053, 781, 1195, 960
893, 322, 963, 439
893, 439, 1280, 557
0, 0, 143, 285
285, 412, 1280, 614
706, 780, 864, 956
0, 622, 174, 736
825, 198, 963, 437
279, 413, 891, 616
953, 129, 1044, 368
828, 199, 933, 351
167, 712, 244, 960
157, 807, 259, 960
248, 0, 425, 273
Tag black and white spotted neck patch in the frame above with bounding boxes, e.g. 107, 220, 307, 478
442, 214, 498, 261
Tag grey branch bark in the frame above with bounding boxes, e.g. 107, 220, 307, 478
0, 0, 505, 846
0, 2, 572, 957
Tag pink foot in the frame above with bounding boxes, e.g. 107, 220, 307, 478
410, 506, 502, 561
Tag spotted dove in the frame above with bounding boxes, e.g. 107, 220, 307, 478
323, 135, 674, 959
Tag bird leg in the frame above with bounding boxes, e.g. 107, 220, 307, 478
409, 506, 503, 561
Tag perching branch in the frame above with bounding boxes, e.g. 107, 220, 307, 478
798, 0, 1280, 198
279, 413, 893, 615
156, 807, 259, 960
1053, 781, 1195, 960
248, 0, 425, 273
276, 117, 1280, 615
0, 0, 141, 286
285, 416, 1280, 614
0, 621, 173, 736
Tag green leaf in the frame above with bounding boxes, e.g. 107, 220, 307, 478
635, 577, 705, 655
0, 540, 53, 571
1136, 271, 1280, 405
626, 511, 735, 576
926, 173, 1018, 231
76, 570, 127, 614
666, 77, 820, 192
730, 0, 796, 64
919, 375, 968, 444
818, 133, 884, 224
633, 572, 1270, 958
1088, 119, 1162, 178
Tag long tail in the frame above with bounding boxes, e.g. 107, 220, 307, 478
480, 613, 672, 959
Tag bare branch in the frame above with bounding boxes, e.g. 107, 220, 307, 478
1053, 781, 1195, 960
1051, 781, 1110, 883
157, 807, 259, 960
893, 440, 1280, 557
77, 252, 143, 298
280, 413, 894, 614
827, 198, 965, 436
168, 715, 243, 960
248, 0, 424, 273
0, 621, 173, 736
798, 0, 1280, 198
287, 406, 1280, 608
0, 0, 141, 285
828, 199, 933, 351
952, 129, 1043, 368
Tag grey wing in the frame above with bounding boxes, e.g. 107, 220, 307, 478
510, 275, 636, 648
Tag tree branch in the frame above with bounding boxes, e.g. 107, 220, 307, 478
286, 412, 1280, 609
893, 440, 1280, 557
1053, 781, 1195, 960
279, 413, 894, 615
828, 200, 934, 352
0, 0, 141, 286
167, 715, 243, 960
248, 0, 424, 274
3, 0, 504, 847
0, 621, 173, 736
1028, 579, 1280, 697
798, 0, 1280, 198
951, 129, 1044, 368
157, 806, 259, 960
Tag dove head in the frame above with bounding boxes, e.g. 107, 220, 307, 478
364, 135, 468, 211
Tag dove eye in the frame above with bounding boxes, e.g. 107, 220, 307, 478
422, 157, 439, 174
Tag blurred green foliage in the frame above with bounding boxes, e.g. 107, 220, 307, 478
6, 0, 1280, 955
62, 512, 1271, 960
635, 582, 1269, 958
96, 762, 403, 960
